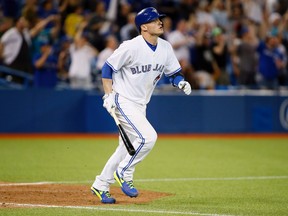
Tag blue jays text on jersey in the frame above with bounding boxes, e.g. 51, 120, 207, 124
130, 64, 165, 74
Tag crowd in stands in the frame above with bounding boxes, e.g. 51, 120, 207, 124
0, 0, 288, 91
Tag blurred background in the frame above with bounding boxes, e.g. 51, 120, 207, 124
0, 0, 287, 134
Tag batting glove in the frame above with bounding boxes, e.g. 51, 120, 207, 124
102, 92, 116, 114
178, 81, 192, 95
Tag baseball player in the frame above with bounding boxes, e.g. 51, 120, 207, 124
91, 7, 191, 204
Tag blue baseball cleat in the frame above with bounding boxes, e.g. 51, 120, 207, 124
114, 171, 138, 197
91, 187, 116, 204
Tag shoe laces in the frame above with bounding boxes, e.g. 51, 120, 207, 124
126, 181, 135, 189
103, 191, 112, 198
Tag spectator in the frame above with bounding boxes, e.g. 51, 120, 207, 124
257, 33, 286, 89
0, 16, 33, 83
167, 19, 196, 87
86, 1, 107, 51
96, 35, 119, 71
268, 12, 282, 36
231, 25, 258, 88
119, 12, 137, 42
33, 40, 58, 88
211, 26, 230, 87
57, 35, 72, 84
0, 15, 54, 84
32, 14, 61, 57
0, 0, 287, 90
37, 0, 59, 20
95, 35, 119, 90
22, 0, 38, 27
116, 1, 132, 30
68, 22, 98, 90
265, 0, 278, 15
276, 37, 288, 87
193, 25, 221, 89
242, 0, 263, 25
226, 0, 245, 37
63, 4, 84, 38
195, 0, 216, 28
211, 0, 229, 31
99, 0, 118, 36
253, 7, 287, 89
37, 0, 61, 34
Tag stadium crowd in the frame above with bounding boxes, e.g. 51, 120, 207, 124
0, 0, 288, 90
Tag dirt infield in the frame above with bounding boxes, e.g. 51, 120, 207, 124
0, 183, 171, 208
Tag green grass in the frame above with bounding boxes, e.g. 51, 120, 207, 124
0, 135, 288, 216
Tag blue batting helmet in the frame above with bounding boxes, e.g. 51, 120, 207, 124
135, 7, 166, 31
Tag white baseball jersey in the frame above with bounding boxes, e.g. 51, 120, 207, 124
106, 35, 181, 105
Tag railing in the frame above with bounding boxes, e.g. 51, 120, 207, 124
0, 65, 34, 89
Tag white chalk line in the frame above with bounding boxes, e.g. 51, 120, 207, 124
1, 202, 236, 216
0, 182, 55, 186
136, 175, 288, 182
0, 175, 287, 186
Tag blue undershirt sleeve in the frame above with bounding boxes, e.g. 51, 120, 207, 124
169, 72, 184, 87
102, 62, 113, 79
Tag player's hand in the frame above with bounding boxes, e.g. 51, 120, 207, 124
178, 81, 191, 95
102, 93, 116, 114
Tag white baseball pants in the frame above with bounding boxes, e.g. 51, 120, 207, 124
92, 93, 157, 191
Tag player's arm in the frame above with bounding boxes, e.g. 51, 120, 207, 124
102, 62, 115, 114
102, 62, 113, 94
168, 71, 191, 95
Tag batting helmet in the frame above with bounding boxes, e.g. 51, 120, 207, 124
135, 7, 166, 31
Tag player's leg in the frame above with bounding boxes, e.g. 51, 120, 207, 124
116, 117, 157, 180
113, 94, 157, 197
114, 120, 156, 197
91, 135, 135, 203
92, 138, 127, 190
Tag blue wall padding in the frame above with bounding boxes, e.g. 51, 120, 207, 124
0, 89, 287, 133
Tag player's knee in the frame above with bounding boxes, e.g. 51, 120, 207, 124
150, 131, 158, 143
144, 129, 157, 147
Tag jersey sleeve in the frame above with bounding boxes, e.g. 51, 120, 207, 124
106, 42, 132, 72
102, 62, 113, 79
164, 42, 181, 76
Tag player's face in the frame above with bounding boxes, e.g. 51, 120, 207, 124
144, 18, 164, 36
